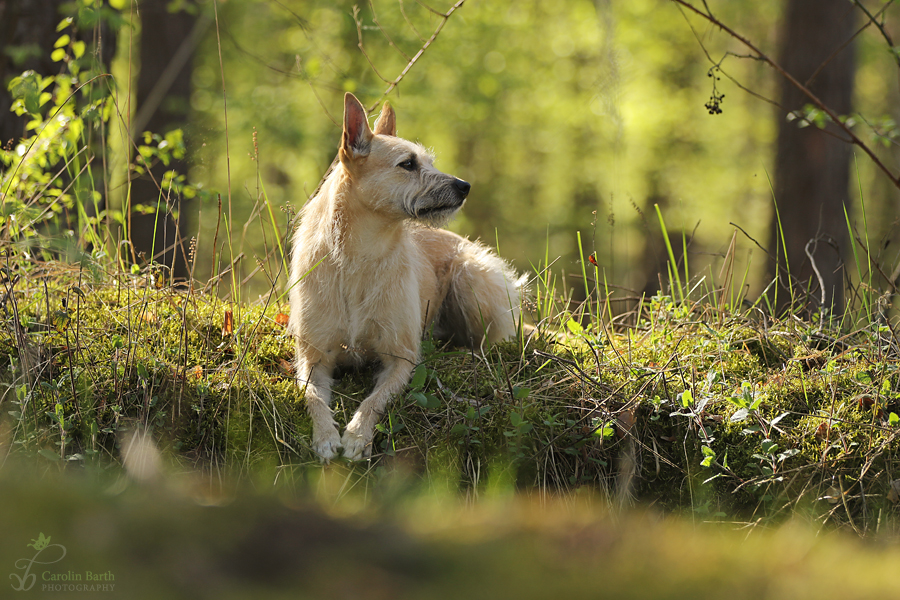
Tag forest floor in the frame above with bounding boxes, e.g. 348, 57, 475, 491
2, 257, 900, 597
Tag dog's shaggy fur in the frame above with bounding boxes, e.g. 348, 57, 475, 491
288, 93, 524, 461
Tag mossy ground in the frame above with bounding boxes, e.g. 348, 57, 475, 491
2, 259, 900, 536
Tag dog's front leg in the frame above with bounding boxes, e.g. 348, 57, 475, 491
299, 356, 342, 462
342, 355, 415, 461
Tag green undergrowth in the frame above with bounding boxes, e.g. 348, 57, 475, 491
2, 259, 900, 535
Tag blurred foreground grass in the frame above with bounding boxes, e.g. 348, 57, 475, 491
2, 461, 900, 600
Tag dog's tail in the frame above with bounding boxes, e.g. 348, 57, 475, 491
439, 239, 524, 347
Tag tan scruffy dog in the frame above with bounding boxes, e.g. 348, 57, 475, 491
288, 93, 524, 461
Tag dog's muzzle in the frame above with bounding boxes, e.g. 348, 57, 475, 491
413, 177, 471, 220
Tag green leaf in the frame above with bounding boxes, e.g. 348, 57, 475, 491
889, 412, 899, 426
777, 448, 800, 462
593, 419, 614, 438
410, 392, 428, 408
566, 318, 583, 336
700, 445, 715, 467
450, 423, 468, 436
51, 48, 67, 62
741, 381, 753, 405
680, 389, 694, 408
39, 449, 61, 462
770, 412, 789, 427
24, 92, 41, 115
409, 364, 427, 390
726, 395, 747, 409
512, 386, 530, 400
54, 34, 71, 48
730, 408, 749, 423
72, 41, 85, 59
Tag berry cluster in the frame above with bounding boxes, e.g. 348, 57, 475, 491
705, 66, 725, 115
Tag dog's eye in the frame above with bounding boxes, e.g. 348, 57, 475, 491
397, 157, 417, 171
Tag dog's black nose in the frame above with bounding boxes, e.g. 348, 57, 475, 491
453, 178, 471, 198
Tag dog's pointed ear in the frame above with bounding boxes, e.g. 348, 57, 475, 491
340, 93, 373, 163
373, 102, 396, 137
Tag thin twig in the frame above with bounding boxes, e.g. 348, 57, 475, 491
369, 0, 412, 62
353, 6, 393, 84
805, 1, 890, 88
296, 56, 338, 126
850, 0, 898, 66
213, 0, 234, 235
399, 0, 426, 43
669, 0, 900, 190
366, 0, 467, 113
804, 238, 827, 311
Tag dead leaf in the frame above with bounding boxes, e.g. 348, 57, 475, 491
615, 408, 635, 439
888, 480, 900, 504
277, 359, 294, 375
822, 485, 841, 504
223, 309, 233, 336
856, 395, 875, 410
275, 313, 290, 327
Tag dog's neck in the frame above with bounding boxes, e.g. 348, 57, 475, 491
315, 164, 407, 263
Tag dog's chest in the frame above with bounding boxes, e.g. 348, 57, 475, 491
314, 256, 420, 350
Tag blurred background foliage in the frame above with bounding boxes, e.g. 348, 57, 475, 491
174, 0, 900, 303
3, 0, 899, 304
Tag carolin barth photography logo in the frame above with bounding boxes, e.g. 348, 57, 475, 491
10, 533, 115, 593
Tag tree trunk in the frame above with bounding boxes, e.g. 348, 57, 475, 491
129, 0, 197, 279
767, 0, 858, 316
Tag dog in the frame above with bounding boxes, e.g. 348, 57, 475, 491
288, 93, 524, 461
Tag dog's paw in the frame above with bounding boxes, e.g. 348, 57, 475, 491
312, 427, 342, 462
340, 428, 371, 462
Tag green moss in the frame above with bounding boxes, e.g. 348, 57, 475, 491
2, 262, 900, 534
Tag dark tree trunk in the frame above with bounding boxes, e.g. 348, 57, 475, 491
129, 0, 196, 279
0, 0, 117, 144
767, 0, 858, 316
0, 0, 65, 147
1, 0, 117, 255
